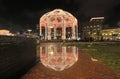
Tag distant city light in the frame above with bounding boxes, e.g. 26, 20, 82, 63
0, 29, 14, 36
77, 37, 81, 41
27, 29, 32, 32
27, 29, 32, 35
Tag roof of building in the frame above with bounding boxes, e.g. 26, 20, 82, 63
40, 9, 78, 28
90, 17, 104, 21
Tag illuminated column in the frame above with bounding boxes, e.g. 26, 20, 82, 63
62, 26, 66, 40
40, 26, 42, 38
72, 24, 75, 40
54, 28, 57, 39
61, 17, 66, 40
76, 26, 78, 39
45, 27, 48, 40
48, 27, 51, 40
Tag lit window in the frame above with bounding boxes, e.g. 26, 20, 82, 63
97, 25, 100, 27
105, 34, 108, 35
94, 33, 96, 34
109, 33, 112, 35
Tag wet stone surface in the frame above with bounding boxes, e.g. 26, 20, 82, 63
40, 44, 78, 71
21, 43, 120, 79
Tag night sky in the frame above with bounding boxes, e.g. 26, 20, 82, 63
0, 0, 120, 32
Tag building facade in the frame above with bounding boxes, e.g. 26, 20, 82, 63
101, 28, 120, 41
0, 29, 14, 36
82, 17, 104, 41
40, 9, 78, 40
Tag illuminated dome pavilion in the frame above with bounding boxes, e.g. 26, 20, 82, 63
40, 9, 78, 40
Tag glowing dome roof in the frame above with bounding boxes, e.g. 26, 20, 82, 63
40, 9, 78, 28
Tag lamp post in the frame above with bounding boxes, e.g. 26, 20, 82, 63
27, 29, 32, 36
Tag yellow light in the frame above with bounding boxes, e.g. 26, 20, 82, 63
50, 51, 54, 55
94, 33, 96, 34
0, 29, 14, 36
105, 34, 108, 35
109, 33, 112, 35
50, 26, 53, 28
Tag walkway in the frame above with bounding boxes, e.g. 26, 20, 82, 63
21, 43, 120, 79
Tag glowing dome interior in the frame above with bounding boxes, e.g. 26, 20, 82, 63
40, 9, 77, 28
39, 9, 78, 40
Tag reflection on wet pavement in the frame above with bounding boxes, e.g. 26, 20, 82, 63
40, 44, 78, 71
21, 43, 120, 79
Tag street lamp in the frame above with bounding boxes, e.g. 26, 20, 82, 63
27, 29, 32, 35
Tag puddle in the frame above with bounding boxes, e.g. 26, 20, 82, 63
40, 44, 78, 71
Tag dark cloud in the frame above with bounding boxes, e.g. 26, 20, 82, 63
81, 0, 119, 17
104, 3, 120, 26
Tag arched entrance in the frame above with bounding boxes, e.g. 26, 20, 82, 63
40, 9, 78, 40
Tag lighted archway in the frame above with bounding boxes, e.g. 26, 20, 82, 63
40, 9, 78, 40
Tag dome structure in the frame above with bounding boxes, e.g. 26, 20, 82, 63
40, 9, 78, 40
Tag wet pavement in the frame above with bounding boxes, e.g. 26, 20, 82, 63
21, 43, 120, 79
